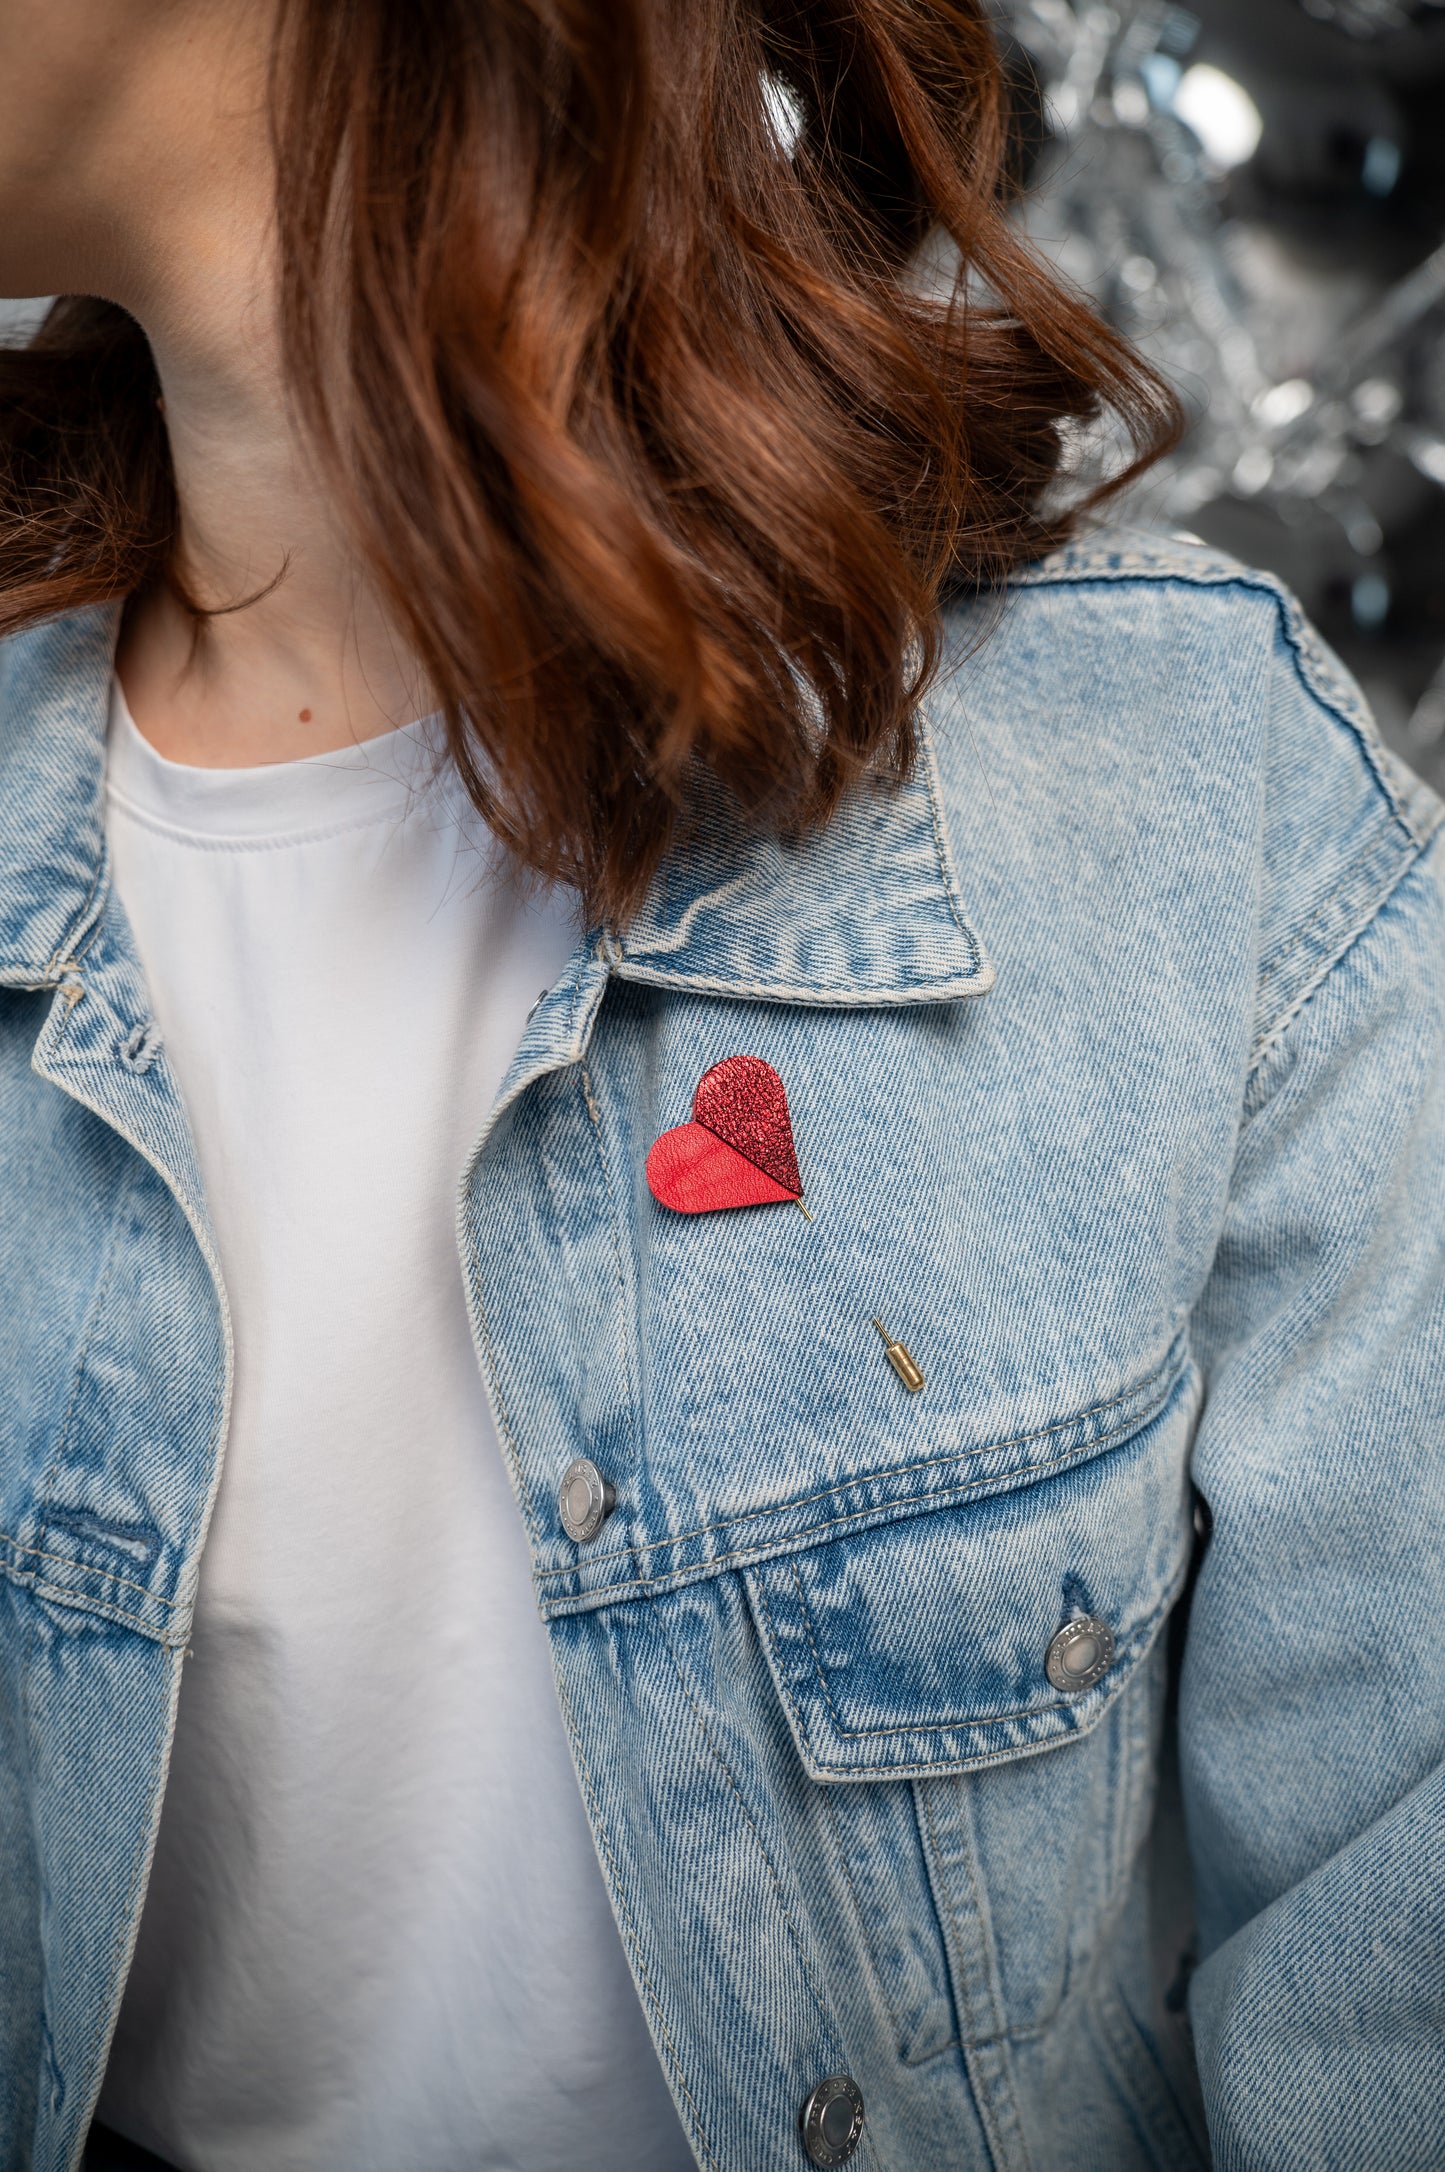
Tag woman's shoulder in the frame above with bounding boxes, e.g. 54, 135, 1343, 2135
927, 525, 1443, 1047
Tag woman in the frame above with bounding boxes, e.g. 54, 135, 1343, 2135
1, 2, 1441, 2169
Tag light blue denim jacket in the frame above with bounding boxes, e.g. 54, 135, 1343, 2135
1, 532, 1443, 2172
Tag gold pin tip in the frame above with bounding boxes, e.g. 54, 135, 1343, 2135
796, 1198, 813, 1222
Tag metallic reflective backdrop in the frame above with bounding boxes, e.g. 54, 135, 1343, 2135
992, 0, 1445, 788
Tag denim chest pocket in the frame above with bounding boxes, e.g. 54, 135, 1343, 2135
742, 1357, 1198, 2060
744, 1358, 1194, 1780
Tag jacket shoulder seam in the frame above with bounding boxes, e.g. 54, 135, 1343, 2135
1000, 549, 1435, 848
1247, 816, 1444, 1093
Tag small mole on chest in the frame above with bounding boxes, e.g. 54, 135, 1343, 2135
298, 708, 312, 722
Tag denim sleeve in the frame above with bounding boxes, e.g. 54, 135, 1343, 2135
1182, 700, 1445, 2172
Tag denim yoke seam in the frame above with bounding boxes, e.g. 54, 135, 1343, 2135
548, 1428, 1175, 1615
536, 1343, 1184, 1581
547, 1663, 720, 2172
1253, 811, 1407, 1002
650, 1591, 848, 2097
562, 1357, 1187, 1619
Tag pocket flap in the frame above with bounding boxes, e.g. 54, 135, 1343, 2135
745, 1363, 1196, 1780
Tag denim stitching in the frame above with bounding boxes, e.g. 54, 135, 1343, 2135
1249, 825, 1442, 1083
916, 706, 984, 958
0, 1534, 182, 1611
540, 1359, 1190, 1609
73, 1645, 186, 2157
1255, 812, 1406, 984
536, 1342, 1184, 1579
786, 1545, 1076, 1737
917, 1780, 1012, 2167
606, 963, 992, 1005
22, 1043, 233, 1630
542, 1413, 1173, 1611
466, 1147, 542, 1546
1092, 1971, 1208, 2169
548, 1659, 720, 2171
783, 1563, 1181, 1744
39, 1198, 129, 1520
750, 1568, 815, 1756
0, 1562, 185, 1644
796, 1586, 1185, 1780
813, 1778, 935, 2059
652, 1593, 841, 2041
474, 1264, 542, 1546
579, 1063, 641, 1462
49, 836, 109, 975
1007, 556, 1423, 843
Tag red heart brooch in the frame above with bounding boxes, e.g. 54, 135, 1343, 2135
646, 1055, 805, 1215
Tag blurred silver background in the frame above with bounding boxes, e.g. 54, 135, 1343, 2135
7, 0, 1445, 786
992, 0, 1445, 787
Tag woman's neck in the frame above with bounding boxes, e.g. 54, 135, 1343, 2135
87, 9, 431, 766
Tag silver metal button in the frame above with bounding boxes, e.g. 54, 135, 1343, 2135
558, 1457, 616, 1544
800, 2074, 865, 2167
1045, 1615, 1115, 1694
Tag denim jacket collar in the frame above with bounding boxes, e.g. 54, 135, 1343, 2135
0, 602, 994, 1010
603, 732, 994, 1007
0, 604, 118, 990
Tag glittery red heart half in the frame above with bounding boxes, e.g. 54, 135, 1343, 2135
691, 1055, 801, 1197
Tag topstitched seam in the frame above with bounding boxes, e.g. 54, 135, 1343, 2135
0, 1562, 185, 1644
917, 711, 982, 956
1249, 824, 1442, 1082
814, 1779, 920, 2058
784, 1567, 1179, 1743
0, 1533, 181, 1610
650, 1592, 840, 2042
1007, 560, 1418, 841
794, 1583, 1185, 1778
547, 1404, 1193, 1619
549, 1660, 719, 2172
917, 1778, 1012, 2169
580, 1063, 641, 1456
537, 1342, 1184, 1579
608, 964, 992, 1004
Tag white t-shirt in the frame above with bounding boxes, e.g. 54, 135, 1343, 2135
98, 684, 691, 2172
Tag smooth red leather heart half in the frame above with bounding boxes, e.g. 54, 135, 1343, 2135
647, 1055, 803, 1215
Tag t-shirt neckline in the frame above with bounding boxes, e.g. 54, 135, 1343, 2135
104, 677, 451, 848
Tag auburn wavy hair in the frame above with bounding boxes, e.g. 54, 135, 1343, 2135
0, 0, 1179, 920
